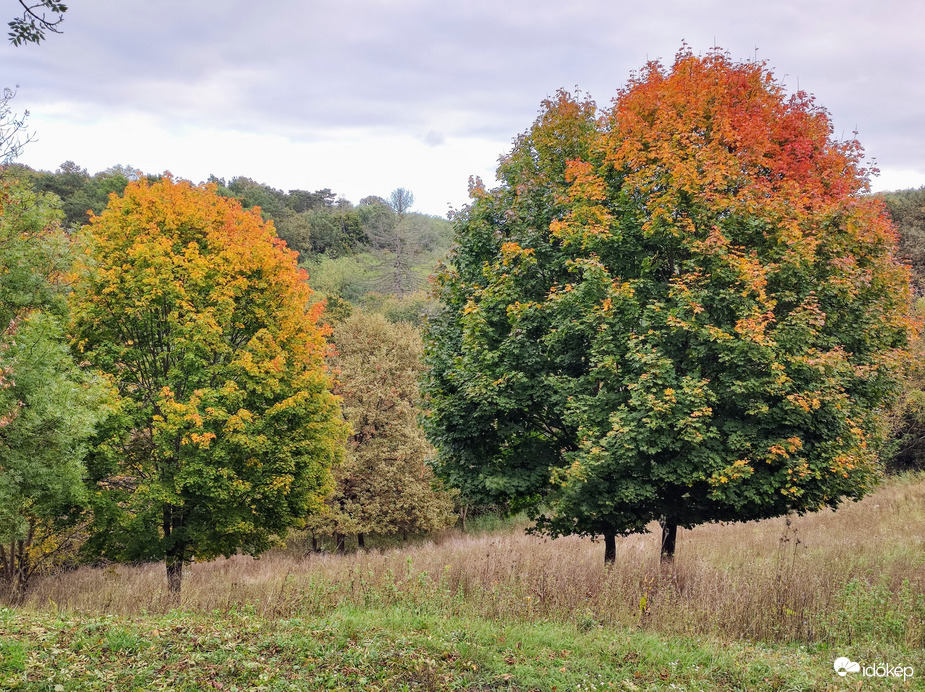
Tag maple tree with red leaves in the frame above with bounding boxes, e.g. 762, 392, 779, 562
424, 47, 916, 563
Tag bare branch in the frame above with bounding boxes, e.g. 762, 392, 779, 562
0, 86, 36, 163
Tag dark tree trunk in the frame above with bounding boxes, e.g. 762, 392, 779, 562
0, 540, 23, 602
163, 504, 187, 594
604, 532, 616, 564
311, 535, 319, 553
357, 532, 365, 550
459, 504, 469, 533
166, 551, 184, 594
335, 532, 345, 554
660, 520, 678, 563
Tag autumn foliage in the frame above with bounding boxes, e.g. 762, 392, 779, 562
305, 311, 455, 548
424, 48, 915, 561
70, 177, 346, 591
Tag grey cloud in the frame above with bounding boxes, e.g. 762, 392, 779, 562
3, 0, 924, 177
423, 130, 445, 147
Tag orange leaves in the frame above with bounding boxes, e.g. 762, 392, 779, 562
70, 176, 341, 458
598, 47, 868, 240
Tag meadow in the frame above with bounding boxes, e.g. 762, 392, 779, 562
2, 473, 924, 690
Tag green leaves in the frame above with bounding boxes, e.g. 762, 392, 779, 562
8, 1, 67, 46
424, 50, 914, 552
0, 175, 114, 592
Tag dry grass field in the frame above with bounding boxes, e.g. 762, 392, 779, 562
21, 473, 925, 650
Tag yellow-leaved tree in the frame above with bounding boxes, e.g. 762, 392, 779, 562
70, 177, 347, 593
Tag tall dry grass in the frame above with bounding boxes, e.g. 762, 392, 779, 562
21, 474, 925, 647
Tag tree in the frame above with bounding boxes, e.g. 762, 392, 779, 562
8, 0, 66, 46
0, 87, 34, 163
305, 311, 454, 549
0, 313, 112, 598
365, 189, 424, 298
878, 187, 925, 294
0, 175, 112, 599
389, 188, 414, 218
424, 47, 915, 564
70, 177, 347, 592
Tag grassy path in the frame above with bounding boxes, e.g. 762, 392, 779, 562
2, 605, 916, 691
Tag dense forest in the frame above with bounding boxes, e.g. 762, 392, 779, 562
5, 161, 454, 322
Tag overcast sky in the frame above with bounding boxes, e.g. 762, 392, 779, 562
4, 0, 924, 216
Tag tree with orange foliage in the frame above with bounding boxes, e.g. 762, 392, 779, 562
70, 177, 347, 592
424, 47, 916, 564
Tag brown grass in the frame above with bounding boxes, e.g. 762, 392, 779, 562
21, 474, 925, 647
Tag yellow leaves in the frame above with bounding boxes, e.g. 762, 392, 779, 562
689, 406, 712, 419
563, 459, 587, 484
785, 393, 821, 413
733, 314, 774, 345
187, 432, 216, 448
709, 458, 754, 487
224, 408, 254, 433
564, 159, 608, 202
768, 445, 788, 459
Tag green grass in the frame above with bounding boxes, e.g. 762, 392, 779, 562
1, 604, 920, 691
8, 475, 925, 690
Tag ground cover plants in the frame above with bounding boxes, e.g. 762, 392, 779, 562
3, 473, 924, 690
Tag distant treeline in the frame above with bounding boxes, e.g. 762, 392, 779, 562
7, 162, 456, 323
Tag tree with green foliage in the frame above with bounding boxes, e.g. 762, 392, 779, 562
306, 311, 454, 550
0, 176, 113, 598
879, 187, 925, 294
20, 161, 140, 229
0, 314, 113, 598
424, 48, 915, 563
70, 177, 347, 592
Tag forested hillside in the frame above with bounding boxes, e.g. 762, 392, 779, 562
7, 162, 454, 325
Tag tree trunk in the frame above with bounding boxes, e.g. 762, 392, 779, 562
660, 520, 678, 563
0, 540, 22, 602
166, 549, 185, 594
357, 532, 365, 550
334, 532, 345, 554
604, 532, 616, 564
459, 504, 469, 533
311, 535, 319, 553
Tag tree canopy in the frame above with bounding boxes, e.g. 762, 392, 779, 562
305, 311, 454, 548
0, 175, 113, 598
424, 47, 915, 562
70, 177, 347, 591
